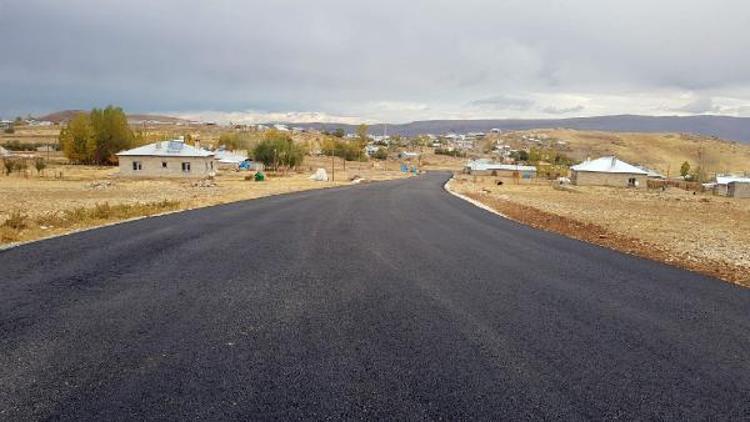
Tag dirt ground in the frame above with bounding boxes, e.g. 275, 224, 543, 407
449, 175, 750, 287
0, 159, 408, 246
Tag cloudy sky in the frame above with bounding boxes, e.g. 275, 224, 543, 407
2, 0, 750, 123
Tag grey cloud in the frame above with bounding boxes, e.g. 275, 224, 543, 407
1, 0, 750, 120
468, 95, 535, 110
672, 97, 721, 114
542, 105, 585, 115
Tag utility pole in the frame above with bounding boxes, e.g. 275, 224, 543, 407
330, 139, 335, 182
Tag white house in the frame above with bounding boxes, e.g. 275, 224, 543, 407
0, 145, 10, 157
570, 156, 648, 187
116, 138, 215, 177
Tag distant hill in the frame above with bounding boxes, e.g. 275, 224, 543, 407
286, 115, 750, 143
37, 110, 188, 124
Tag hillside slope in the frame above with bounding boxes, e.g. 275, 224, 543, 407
495, 129, 750, 175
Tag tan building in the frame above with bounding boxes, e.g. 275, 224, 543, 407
116, 139, 215, 178
570, 156, 648, 188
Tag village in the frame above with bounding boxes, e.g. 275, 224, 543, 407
1, 113, 750, 286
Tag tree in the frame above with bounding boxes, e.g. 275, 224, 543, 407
59, 113, 93, 163
252, 129, 306, 169
333, 128, 346, 138
371, 147, 388, 160
34, 157, 47, 175
680, 161, 691, 178
59, 106, 134, 165
88, 106, 134, 165
356, 124, 368, 144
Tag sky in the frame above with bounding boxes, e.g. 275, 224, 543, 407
2, 0, 750, 123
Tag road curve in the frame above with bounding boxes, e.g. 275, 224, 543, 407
1, 172, 749, 420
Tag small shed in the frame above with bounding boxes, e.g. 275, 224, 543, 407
0, 145, 10, 157
728, 181, 750, 198
570, 156, 648, 188
715, 175, 750, 196
116, 139, 215, 177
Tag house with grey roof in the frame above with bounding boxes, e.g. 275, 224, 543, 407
570, 156, 648, 188
116, 138, 215, 177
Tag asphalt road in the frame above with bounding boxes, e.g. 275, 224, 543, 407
1, 172, 749, 420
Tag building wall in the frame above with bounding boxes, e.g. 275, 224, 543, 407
728, 182, 750, 198
571, 170, 646, 188
118, 156, 215, 177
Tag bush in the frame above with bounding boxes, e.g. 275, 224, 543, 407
3, 140, 36, 151
371, 147, 388, 160
2, 210, 28, 230
253, 130, 306, 169
2, 159, 15, 175
434, 148, 466, 158
34, 157, 47, 175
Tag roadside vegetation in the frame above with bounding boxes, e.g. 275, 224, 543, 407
1, 200, 180, 243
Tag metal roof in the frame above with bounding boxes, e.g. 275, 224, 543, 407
716, 175, 750, 185
214, 150, 248, 164
570, 156, 648, 175
466, 160, 537, 172
116, 140, 214, 158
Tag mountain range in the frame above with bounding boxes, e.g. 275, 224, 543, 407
285, 115, 750, 143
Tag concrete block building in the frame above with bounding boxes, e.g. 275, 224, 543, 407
570, 156, 648, 188
116, 139, 215, 178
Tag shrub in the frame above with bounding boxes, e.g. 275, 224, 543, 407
253, 130, 306, 169
2, 159, 15, 175
2, 210, 28, 230
371, 147, 388, 160
34, 157, 47, 175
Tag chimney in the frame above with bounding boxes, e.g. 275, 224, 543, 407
611, 156, 617, 167
195, 139, 201, 150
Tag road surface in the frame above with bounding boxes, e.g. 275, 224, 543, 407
1, 173, 749, 420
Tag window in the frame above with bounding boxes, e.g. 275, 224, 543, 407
162, 161, 168, 168
182, 162, 191, 172
132, 161, 142, 171
628, 177, 636, 187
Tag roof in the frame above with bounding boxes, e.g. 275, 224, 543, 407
214, 149, 247, 164
570, 156, 648, 175
116, 140, 213, 158
466, 160, 536, 172
0, 146, 9, 156
636, 165, 665, 178
716, 175, 750, 185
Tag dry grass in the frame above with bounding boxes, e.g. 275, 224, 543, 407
491, 129, 750, 175
0, 159, 408, 246
451, 174, 750, 287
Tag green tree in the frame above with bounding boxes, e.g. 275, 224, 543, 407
88, 106, 134, 165
680, 161, 691, 178
252, 129, 306, 169
333, 128, 345, 138
59, 113, 94, 163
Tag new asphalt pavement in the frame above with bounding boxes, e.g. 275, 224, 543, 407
1, 172, 749, 420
